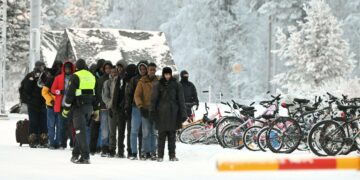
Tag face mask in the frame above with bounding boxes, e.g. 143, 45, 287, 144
182, 76, 189, 81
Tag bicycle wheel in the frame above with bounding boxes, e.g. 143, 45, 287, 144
320, 120, 345, 156
267, 117, 302, 154
257, 127, 269, 152
221, 124, 245, 149
243, 126, 262, 151
179, 124, 205, 144
308, 121, 329, 156
215, 116, 244, 147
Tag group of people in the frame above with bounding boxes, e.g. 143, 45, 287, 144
19, 58, 199, 164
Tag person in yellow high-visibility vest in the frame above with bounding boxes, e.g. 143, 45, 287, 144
61, 59, 98, 164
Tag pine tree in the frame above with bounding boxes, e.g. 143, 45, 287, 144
272, 0, 354, 94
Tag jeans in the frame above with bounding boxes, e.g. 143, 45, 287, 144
47, 108, 61, 147
100, 110, 109, 147
130, 106, 143, 155
142, 116, 157, 154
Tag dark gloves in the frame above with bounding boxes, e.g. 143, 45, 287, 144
51, 100, 55, 107
140, 107, 149, 118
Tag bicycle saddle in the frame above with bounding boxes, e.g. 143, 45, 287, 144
294, 98, 310, 104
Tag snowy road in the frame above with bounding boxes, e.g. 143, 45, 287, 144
0, 114, 359, 180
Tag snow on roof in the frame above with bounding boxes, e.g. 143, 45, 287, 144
55, 28, 176, 71
40, 31, 64, 67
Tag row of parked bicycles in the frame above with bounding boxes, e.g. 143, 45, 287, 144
178, 92, 360, 156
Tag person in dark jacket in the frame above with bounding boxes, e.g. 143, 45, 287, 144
95, 59, 105, 78
151, 67, 187, 162
41, 60, 63, 149
62, 59, 97, 164
106, 60, 128, 157
95, 61, 112, 157
122, 64, 137, 157
125, 60, 148, 160
21, 61, 48, 148
180, 70, 199, 120
89, 60, 105, 154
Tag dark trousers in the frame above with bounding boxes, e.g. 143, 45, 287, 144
90, 120, 100, 153
157, 130, 176, 158
28, 107, 47, 135
126, 118, 132, 155
72, 105, 92, 159
109, 111, 126, 154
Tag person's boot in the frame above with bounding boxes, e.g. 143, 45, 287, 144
70, 155, 79, 163
28, 134, 38, 148
157, 157, 164, 162
129, 153, 138, 160
150, 153, 157, 161
101, 146, 109, 157
169, 156, 179, 161
140, 153, 148, 161
109, 149, 116, 158
74, 157, 90, 164
38, 133, 48, 148
116, 152, 125, 158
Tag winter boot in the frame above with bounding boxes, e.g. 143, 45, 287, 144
169, 156, 179, 161
129, 154, 138, 160
28, 133, 38, 148
70, 155, 79, 163
74, 157, 90, 164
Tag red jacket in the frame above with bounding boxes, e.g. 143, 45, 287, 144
51, 61, 76, 112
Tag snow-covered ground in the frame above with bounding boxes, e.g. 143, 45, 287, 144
0, 113, 359, 180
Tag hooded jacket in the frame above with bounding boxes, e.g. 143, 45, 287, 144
41, 60, 63, 108
111, 60, 130, 113
134, 75, 158, 109
96, 61, 113, 109
51, 61, 76, 112
124, 61, 148, 111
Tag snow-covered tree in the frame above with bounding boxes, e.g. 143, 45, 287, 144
272, 0, 355, 95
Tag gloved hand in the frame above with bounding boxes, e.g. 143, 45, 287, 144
140, 107, 149, 118
195, 105, 199, 111
92, 110, 100, 122
51, 100, 55, 107
61, 107, 70, 118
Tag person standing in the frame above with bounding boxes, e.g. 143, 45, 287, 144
42, 60, 63, 149
122, 64, 137, 157
97, 61, 113, 157
151, 67, 187, 162
107, 60, 128, 157
126, 61, 148, 160
62, 59, 97, 164
180, 70, 199, 121
51, 61, 76, 149
21, 61, 48, 148
134, 62, 158, 161
102, 65, 118, 157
